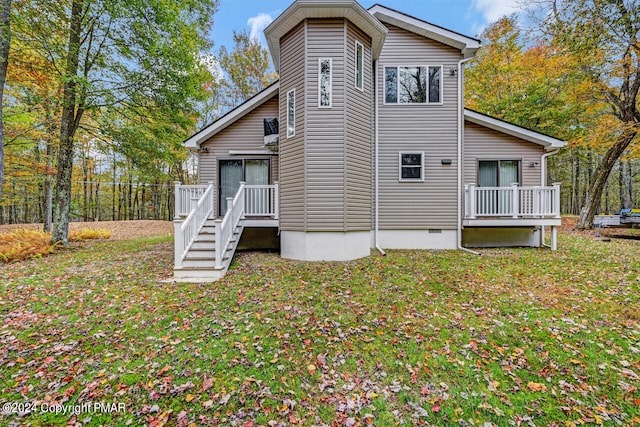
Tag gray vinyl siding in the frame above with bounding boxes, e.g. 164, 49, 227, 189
305, 19, 346, 230
377, 24, 462, 229
464, 121, 544, 187
279, 22, 306, 231
198, 97, 279, 206
345, 21, 373, 230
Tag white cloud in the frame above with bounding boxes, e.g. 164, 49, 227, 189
471, 0, 520, 24
247, 13, 274, 42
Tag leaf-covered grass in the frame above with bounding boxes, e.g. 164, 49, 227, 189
0, 233, 638, 426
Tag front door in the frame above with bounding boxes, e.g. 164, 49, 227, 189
219, 159, 269, 215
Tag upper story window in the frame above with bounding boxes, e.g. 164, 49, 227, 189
384, 66, 442, 104
478, 160, 520, 187
355, 41, 364, 91
287, 89, 295, 138
319, 58, 332, 107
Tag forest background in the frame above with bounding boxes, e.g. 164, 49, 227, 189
0, 0, 638, 240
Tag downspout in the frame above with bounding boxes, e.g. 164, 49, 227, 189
540, 148, 560, 248
374, 59, 386, 256
457, 56, 479, 255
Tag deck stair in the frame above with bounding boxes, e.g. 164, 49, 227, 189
173, 181, 279, 282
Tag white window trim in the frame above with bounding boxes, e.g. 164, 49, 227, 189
355, 41, 364, 91
399, 151, 425, 182
383, 65, 443, 106
286, 89, 295, 138
318, 58, 332, 108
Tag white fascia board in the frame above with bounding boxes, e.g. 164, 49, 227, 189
265, 0, 388, 72
368, 5, 481, 58
464, 109, 566, 150
184, 82, 280, 149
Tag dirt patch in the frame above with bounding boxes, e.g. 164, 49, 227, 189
0, 220, 173, 241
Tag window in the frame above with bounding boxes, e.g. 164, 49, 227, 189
384, 66, 442, 104
287, 89, 295, 138
478, 160, 520, 187
355, 41, 364, 90
319, 58, 332, 107
399, 152, 424, 181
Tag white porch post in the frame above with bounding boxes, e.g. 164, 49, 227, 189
466, 184, 476, 219
174, 219, 183, 269
553, 182, 561, 219
540, 225, 545, 247
238, 182, 246, 219
550, 226, 558, 250
207, 181, 215, 218
214, 219, 223, 268
174, 181, 181, 218
274, 181, 280, 220
511, 183, 519, 218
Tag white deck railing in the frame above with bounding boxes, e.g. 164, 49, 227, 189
175, 182, 210, 217
215, 182, 246, 268
174, 182, 280, 270
174, 182, 214, 268
245, 183, 279, 218
465, 183, 561, 219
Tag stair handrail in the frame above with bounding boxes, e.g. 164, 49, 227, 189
174, 182, 214, 268
215, 182, 246, 268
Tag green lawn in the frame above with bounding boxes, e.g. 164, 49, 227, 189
0, 232, 638, 426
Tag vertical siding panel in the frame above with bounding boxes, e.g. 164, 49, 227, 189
305, 19, 346, 230
279, 22, 307, 231
463, 121, 544, 187
345, 21, 373, 231
377, 24, 462, 229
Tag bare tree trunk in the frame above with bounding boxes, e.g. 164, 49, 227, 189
572, 155, 581, 215
52, 0, 84, 245
577, 131, 637, 228
0, 0, 12, 200
43, 139, 54, 231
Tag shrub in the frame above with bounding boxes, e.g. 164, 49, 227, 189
69, 228, 112, 241
0, 230, 56, 263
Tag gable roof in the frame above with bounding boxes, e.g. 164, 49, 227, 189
464, 109, 566, 151
184, 82, 280, 149
265, 0, 388, 72
368, 4, 481, 58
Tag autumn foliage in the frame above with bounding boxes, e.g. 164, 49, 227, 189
0, 227, 111, 262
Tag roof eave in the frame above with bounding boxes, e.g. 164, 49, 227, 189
183, 82, 280, 149
265, 0, 388, 72
368, 4, 481, 58
464, 109, 566, 151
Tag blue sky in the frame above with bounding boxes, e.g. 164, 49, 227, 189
210, 0, 522, 52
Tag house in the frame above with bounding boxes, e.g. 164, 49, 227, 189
173, 0, 566, 281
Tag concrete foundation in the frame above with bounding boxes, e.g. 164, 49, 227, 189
280, 231, 371, 261
376, 229, 457, 249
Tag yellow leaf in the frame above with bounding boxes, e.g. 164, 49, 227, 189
527, 381, 547, 392
185, 394, 194, 402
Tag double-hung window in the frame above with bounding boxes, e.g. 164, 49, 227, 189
319, 58, 332, 107
385, 66, 442, 104
399, 152, 424, 181
286, 89, 295, 138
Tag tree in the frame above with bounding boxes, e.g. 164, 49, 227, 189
0, 0, 11, 200
218, 30, 275, 109
538, 0, 640, 228
22, 0, 218, 244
